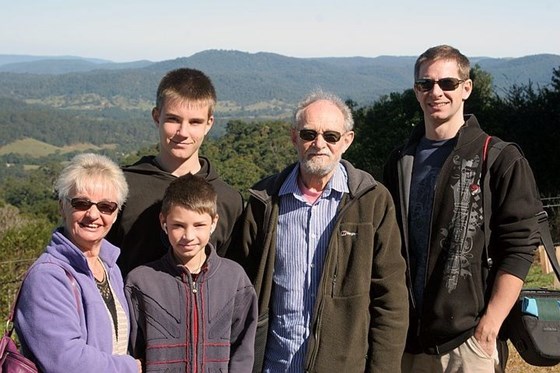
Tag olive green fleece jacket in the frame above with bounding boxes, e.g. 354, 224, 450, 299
229, 160, 408, 373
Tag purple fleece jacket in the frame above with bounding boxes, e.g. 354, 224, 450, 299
14, 228, 138, 372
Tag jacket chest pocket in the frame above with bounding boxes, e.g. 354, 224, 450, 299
331, 223, 374, 298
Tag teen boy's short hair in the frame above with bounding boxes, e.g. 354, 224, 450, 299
161, 174, 217, 217
414, 44, 471, 80
155, 68, 217, 116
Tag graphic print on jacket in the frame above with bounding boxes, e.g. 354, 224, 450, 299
440, 154, 483, 293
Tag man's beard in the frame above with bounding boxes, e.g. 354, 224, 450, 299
299, 155, 338, 177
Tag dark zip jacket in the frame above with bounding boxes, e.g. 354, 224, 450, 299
106, 156, 243, 276
125, 246, 258, 372
230, 160, 408, 373
383, 114, 541, 353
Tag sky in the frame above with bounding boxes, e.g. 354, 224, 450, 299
2, 0, 559, 62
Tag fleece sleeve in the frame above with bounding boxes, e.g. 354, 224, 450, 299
229, 273, 258, 373
14, 264, 138, 373
489, 145, 541, 280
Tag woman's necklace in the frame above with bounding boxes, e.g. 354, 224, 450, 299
95, 259, 111, 300
96, 271, 111, 300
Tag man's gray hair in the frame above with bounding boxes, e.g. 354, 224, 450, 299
293, 90, 354, 131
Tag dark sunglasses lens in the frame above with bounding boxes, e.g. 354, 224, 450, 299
70, 198, 117, 214
323, 131, 342, 143
71, 199, 93, 211
416, 80, 434, 91
299, 130, 318, 141
416, 78, 462, 92
97, 202, 118, 214
438, 78, 460, 91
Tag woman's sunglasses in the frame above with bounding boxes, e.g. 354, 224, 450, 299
299, 129, 343, 144
68, 198, 118, 215
414, 77, 465, 92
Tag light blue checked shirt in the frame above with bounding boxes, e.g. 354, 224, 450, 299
263, 163, 348, 373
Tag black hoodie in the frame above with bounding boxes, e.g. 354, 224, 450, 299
107, 156, 243, 276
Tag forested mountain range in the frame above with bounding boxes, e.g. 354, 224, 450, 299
2, 50, 559, 104
0, 55, 152, 73
0, 50, 559, 151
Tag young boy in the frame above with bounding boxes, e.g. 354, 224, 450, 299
107, 68, 244, 276
125, 174, 257, 372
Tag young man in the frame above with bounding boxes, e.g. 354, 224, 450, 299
107, 68, 243, 276
383, 45, 542, 372
125, 174, 257, 372
231, 90, 408, 373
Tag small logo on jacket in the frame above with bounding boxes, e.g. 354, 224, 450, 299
341, 230, 357, 237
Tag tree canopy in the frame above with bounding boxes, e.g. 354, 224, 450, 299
1, 64, 559, 321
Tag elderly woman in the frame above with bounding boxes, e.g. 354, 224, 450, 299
14, 153, 141, 372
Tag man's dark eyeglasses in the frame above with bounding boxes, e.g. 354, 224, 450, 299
68, 198, 118, 215
414, 78, 466, 92
299, 129, 343, 144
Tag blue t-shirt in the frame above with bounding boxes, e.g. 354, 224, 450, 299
409, 136, 455, 309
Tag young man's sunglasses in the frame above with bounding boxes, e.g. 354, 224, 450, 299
414, 77, 465, 92
299, 129, 343, 144
68, 198, 118, 215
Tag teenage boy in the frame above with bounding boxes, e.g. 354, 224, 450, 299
383, 45, 542, 372
125, 174, 257, 372
107, 68, 244, 276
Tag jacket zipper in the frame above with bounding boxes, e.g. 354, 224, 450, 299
396, 155, 417, 322
307, 195, 360, 370
185, 273, 201, 373
307, 295, 326, 371
193, 280, 199, 373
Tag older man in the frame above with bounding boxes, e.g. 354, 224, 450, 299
231, 90, 408, 373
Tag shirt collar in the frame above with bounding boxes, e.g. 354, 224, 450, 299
279, 162, 348, 197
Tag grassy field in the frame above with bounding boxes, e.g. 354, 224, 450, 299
506, 343, 560, 372
0, 138, 116, 157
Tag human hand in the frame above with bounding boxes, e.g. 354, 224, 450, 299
136, 359, 143, 372
474, 314, 500, 357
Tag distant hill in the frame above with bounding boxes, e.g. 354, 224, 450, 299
1, 50, 558, 107
473, 54, 560, 92
0, 50, 558, 154
1, 51, 558, 107
0, 58, 153, 74
0, 97, 155, 150
0, 138, 114, 158
0, 54, 111, 66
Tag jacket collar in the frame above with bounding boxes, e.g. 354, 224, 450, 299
249, 159, 377, 203
125, 155, 219, 182
46, 228, 120, 274
404, 114, 484, 154
161, 243, 219, 279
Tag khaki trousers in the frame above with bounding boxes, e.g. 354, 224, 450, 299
401, 336, 503, 373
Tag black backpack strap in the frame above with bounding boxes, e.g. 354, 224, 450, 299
482, 136, 511, 271
482, 137, 523, 271
482, 135, 493, 269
